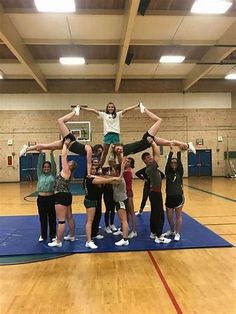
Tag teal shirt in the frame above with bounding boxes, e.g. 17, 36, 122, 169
36, 152, 56, 193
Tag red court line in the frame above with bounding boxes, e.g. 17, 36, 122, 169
147, 251, 183, 314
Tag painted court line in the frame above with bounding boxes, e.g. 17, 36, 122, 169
184, 184, 236, 202
147, 251, 183, 314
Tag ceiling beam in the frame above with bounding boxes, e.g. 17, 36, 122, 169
115, 0, 140, 92
0, 6, 47, 91
183, 21, 236, 92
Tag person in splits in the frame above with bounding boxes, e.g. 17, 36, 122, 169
163, 146, 184, 241
36, 150, 57, 242
48, 140, 77, 247
83, 162, 125, 249
19, 108, 92, 175
141, 143, 171, 244
134, 166, 150, 216
123, 157, 137, 239
78, 102, 140, 166
112, 104, 196, 162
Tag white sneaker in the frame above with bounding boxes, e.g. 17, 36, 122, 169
162, 230, 175, 237
139, 102, 145, 113
135, 210, 143, 216
105, 226, 113, 234
19, 144, 28, 157
150, 232, 156, 239
188, 142, 196, 154
110, 224, 117, 232
48, 240, 62, 247
155, 236, 172, 244
115, 239, 129, 246
128, 231, 138, 239
94, 234, 104, 240
174, 233, 181, 241
38, 235, 44, 242
64, 235, 75, 242
113, 228, 123, 236
74, 105, 80, 116
85, 241, 98, 249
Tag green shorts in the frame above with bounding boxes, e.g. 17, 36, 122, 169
84, 198, 97, 209
104, 132, 120, 144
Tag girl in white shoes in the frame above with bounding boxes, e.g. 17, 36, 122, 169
163, 146, 185, 241
111, 162, 130, 247
48, 140, 77, 248
84, 164, 125, 249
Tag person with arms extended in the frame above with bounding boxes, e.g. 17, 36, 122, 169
163, 146, 184, 241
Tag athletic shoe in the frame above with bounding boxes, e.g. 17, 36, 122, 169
155, 236, 171, 244
85, 241, 98, 249
19, 144, 28, 157
188, 142, 196, 154
74, 105, 80, 116
48, 240, 62, 247
64, 235, 75, 242
174, 233, 181, 241
162, 230, 175, 237
110, 224, 117, 232
105, 226, 113, 234
115, 239, 129, 246
139, 102, 145, 113
38, 235, 44, 242
150, 232, 156, 239
94, 234, 104, 240
135, 210, 143, 216
128, 231, 138, 239
113, 228, 123, 236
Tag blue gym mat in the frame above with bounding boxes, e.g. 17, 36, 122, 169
0, 212, 233, 256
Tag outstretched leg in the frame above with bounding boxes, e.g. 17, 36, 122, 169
20, 140, 63, 156
57, 110, 76, 138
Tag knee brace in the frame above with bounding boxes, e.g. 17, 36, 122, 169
58, 220, 66, 224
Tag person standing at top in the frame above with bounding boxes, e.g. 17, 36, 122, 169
36, 150, 57, 242
78, 102, 140, 166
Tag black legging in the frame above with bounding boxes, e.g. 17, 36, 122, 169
37, 194, 56, 240
91, 189, 103, 238
103, 186, 115, 227
140, 181, 150, 210
149, 191, 164, 237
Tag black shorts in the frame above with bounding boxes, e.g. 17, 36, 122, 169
63, 133, 86, 155
115, 199, 128, 211
55, 192, 72, 206
165, 195, 184, 209
123, 132, 152, 156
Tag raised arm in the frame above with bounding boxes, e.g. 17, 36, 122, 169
37, 152, 44, 177
50, 151, 57, 176
61, 141, 71, 179
121, 103, 139, 116
91, 175, 121, 185
80, 106, 100, 116
165, 148, 174, 175
177, 151, 184, 176
151, 142, 160, 164
85, 145, 92, 176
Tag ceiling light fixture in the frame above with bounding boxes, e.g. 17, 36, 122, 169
225, 73, 236, 80
160, 56, 185, 63
34, 0, 76, 13
59, 57, 86, 65
191, 0, 232, 14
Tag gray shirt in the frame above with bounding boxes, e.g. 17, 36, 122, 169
112, 178, 127, 202
145, 160, 162, 190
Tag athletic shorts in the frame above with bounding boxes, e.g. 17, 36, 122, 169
165, 195, 184, 209
84, 198, 97, 209
104, 132, 120, 144
55, 192, 72, 206
115, 198, 128, 211
63, 133, 86, 155
123, 131, 153, 156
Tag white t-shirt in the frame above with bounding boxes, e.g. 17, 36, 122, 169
98, 111, 123, 135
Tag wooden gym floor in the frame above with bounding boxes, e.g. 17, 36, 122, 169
0, 177, 235, 314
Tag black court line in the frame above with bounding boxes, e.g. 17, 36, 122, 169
184, 184, 236, 203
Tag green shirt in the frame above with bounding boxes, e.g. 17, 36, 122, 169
36, 152, 56, 193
